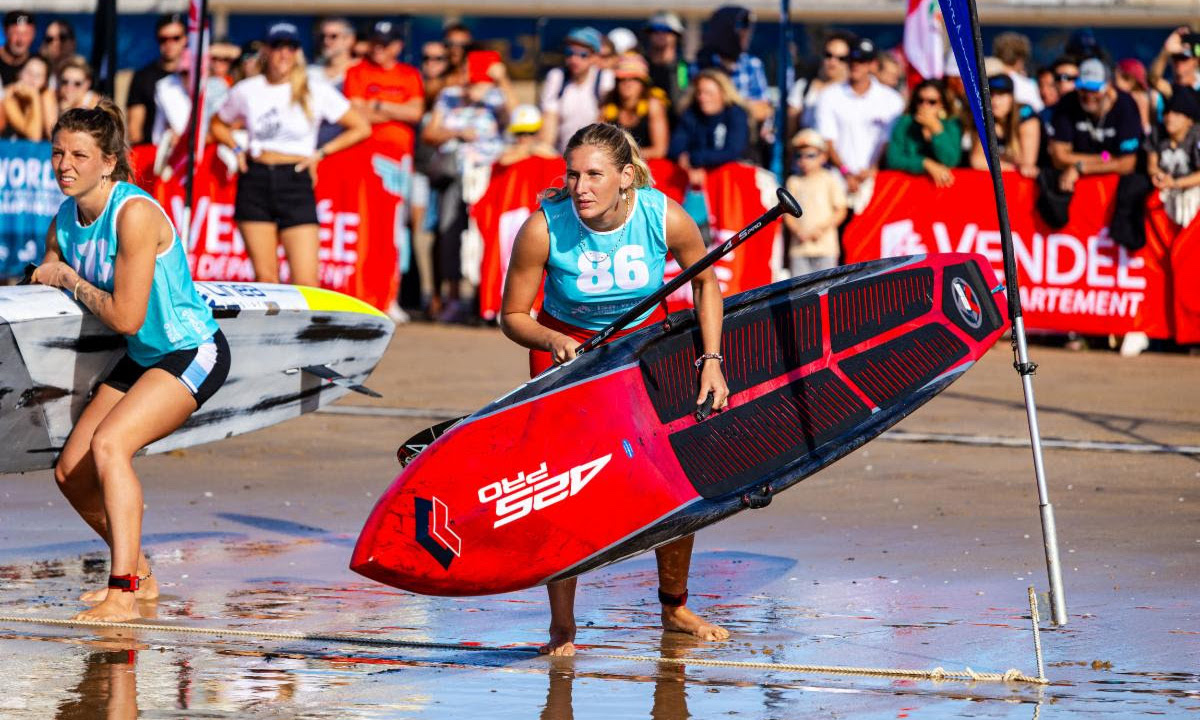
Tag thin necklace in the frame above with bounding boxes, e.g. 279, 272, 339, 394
578, 190, 634, 264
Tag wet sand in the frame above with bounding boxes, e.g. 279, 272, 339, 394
1, 325, 1197, 718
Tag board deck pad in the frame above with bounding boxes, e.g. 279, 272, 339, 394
352, 254, 1008, 596
0, 282, 394, 474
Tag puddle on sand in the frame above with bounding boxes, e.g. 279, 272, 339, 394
0, 539, 1196, 717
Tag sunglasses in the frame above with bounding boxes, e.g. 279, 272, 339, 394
1172, 53, 1194, 62
797, 150, 822, 159
61, 78, 86, 88
824, 51, 848, 62
422, 54, 447, 62
917, 97, 941, 106
321, 32, 345, 40
210, 54, 238, 63
44, 34, 71, 43
158, 34, 185, 45
1056, 73, 1078, 83
564, 48, 592, 59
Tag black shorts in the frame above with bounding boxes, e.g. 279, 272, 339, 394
234, 160, 319, 229
103, 330, 231, 408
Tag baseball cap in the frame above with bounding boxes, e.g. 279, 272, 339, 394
847, 38, 877, 63
608, 28, 638, 55
4, 11, 33, 28
265, 22, 301, 45
1116, 58, 1147, 87
988, 73, 1015, 94
1166, 88, 1200, 121
614, 53, 650, 81
1076, 58, 1109, 92
791, 128, 827, 152
467, 49, 502, 84
509, 104, 543, 134
565, 27, 603, 54
646, 11, 684, 35
369, 20, 402, 44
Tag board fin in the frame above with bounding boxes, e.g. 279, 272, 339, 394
300, 364, 382, 398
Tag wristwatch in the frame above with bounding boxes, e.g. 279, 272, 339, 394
1074, 160, 1085, 175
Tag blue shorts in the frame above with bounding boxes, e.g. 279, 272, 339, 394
103, 330, 231, 408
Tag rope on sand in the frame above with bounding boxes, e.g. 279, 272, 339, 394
0, 614, 1047, 685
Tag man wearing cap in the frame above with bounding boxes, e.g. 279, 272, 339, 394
814, 37, 903, 213
539, 27, 614, 153
343, 20, 424, 159
644, 11, 690, 123
1045, 57, 1149, 250
127, 13, 188, 145
1, 11, 35, 87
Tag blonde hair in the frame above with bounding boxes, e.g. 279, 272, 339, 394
53, 98, 133, 182
684, 68, 747, 113
543, 123, 654, 202
289, 50, 313, 119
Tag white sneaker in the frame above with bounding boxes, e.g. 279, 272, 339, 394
387, 303, 410, 324
1119, 331, 1149, 357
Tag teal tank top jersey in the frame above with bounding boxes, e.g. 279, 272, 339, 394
541, 186, 668, 331
55, 181, 219, 366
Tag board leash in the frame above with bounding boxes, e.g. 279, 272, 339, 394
0, 614, 1046, 685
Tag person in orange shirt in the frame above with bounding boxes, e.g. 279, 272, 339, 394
343, 20, 424, 157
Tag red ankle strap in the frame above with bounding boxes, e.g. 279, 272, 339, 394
108, 574, 140, 592
658, 588, 688, 607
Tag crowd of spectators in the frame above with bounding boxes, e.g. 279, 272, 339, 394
2, 7, 1200, 347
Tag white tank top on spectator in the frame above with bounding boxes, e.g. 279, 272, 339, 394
539, 66, 615, 153
814, 78, 903, 174
217, 70, 350, 158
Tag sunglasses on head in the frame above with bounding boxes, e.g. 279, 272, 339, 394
1056, 73, 1078, 82
423, 53, 447, 62
158, 34, 185, 45
824, 51, 848, 62
565, 47, 592, 59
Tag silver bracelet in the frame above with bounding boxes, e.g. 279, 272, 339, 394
694, 352, 724, 369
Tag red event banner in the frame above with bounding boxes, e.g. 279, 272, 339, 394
472, 159, 783, 320
154, 141, 408, 312
843, 170, 1177, 338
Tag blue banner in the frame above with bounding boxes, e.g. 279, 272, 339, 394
0, 139, 60, 278
938, 0, 993, 170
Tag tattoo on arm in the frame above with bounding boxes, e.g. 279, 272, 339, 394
74, 280, 113, 318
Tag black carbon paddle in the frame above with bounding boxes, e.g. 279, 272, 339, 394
396, 187, 803, 466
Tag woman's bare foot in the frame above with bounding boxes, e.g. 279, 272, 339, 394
81, 569, 158, 604
539, 625, 577, 656
74, 593, 140, 623
662, 605, 730, 642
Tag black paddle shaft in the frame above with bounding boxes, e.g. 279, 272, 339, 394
574, 187, 802, 356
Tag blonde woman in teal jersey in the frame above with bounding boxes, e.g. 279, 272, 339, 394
501, 123, 731, 656
32, 100, 230, 623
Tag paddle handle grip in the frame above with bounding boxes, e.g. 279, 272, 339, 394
694, 391, 716, 422
575, 187, 802, 356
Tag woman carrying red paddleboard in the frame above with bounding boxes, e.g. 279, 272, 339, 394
501, 122, 731, 655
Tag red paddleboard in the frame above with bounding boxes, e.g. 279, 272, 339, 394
352, 253, 1009, 596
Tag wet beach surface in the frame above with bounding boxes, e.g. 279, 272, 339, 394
1, 325, 1197, 718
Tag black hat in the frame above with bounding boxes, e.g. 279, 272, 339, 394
369, 20, 402, 44
4, 10, 33, 28
1166, 88, 1200, 121
847, 38, 877, 63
